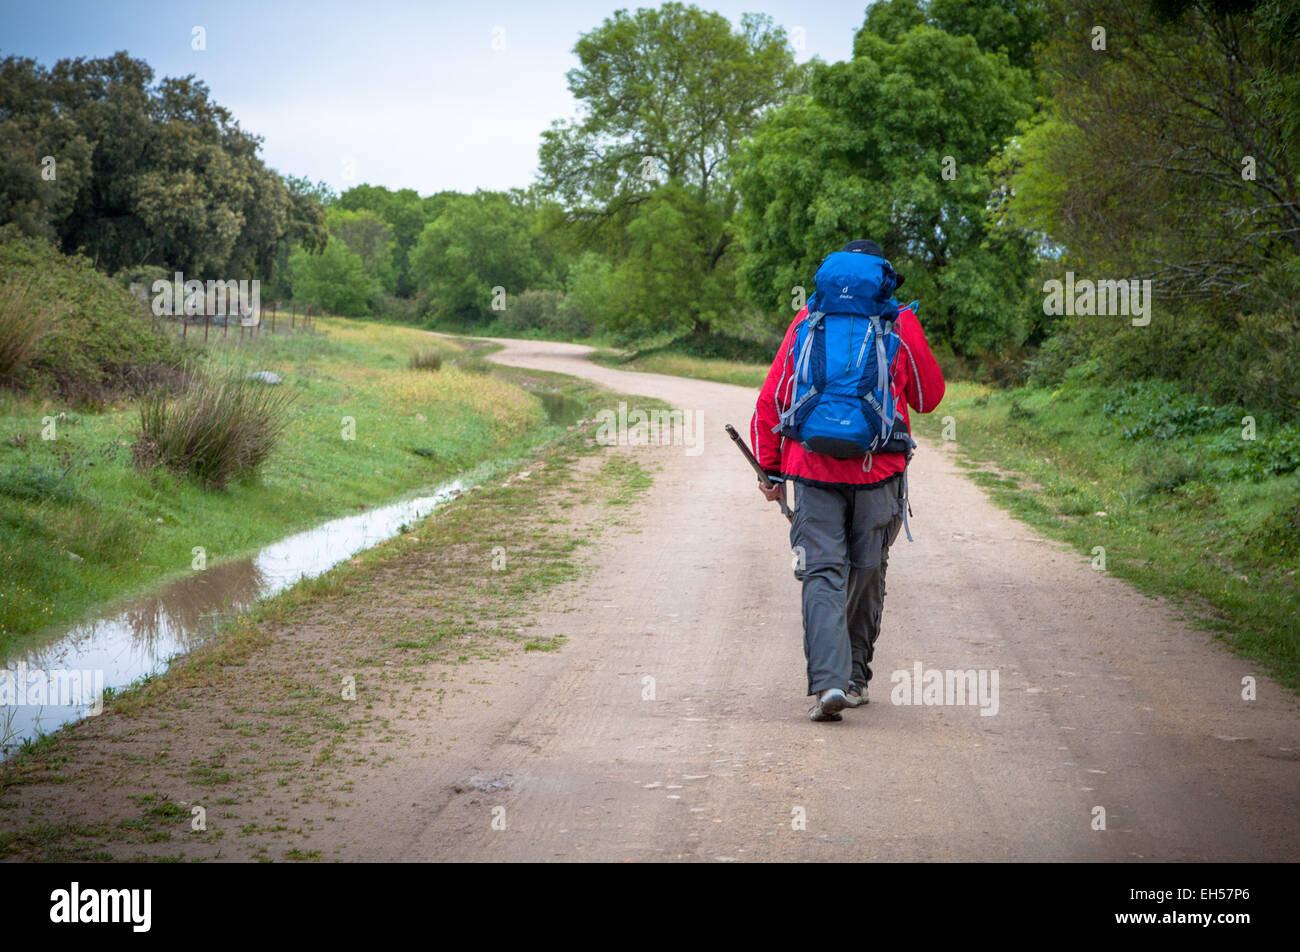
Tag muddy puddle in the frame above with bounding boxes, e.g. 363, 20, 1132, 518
0, 384, 582, 757
534, 389, 584, 426
1, 481, 463, 756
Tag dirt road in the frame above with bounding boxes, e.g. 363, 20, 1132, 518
341, 336, 1297, 862
10, 335, 1293, 863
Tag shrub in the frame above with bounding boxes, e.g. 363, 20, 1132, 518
1007, 397, 1035, 421
662, 325, 778, 362
494, 289, 593, 340
1102, 381, 1300, 480
1102, 382, 1240, 441
452, 354, 492, 375
974, 347, 1034, 388
496, 288, 557, 335
1136, 455, 1209, 495
1217, 310, 1300, 415
134, 368, 295, 489
0, 227, 180, 405
372, 293, 419, 323
287, 238, 373, 317
547, 299, 594, 339
113, 264, 173, 296
930, 340, 973, 383
561, 252, 616, 336
1224, 427, 1300, 481
1028, 306, 1300, 418
408, 349, 442, 371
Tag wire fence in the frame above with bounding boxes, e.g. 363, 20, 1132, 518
148, 300, 316, 345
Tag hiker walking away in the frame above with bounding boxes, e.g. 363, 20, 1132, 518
750, 239, 945, 722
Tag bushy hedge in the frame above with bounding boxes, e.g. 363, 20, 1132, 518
0, 226, 180, 405
1030, 306, 1300, 419
494, 288, 591, 339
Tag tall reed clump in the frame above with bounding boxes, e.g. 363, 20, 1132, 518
133, 368, 296, 488
408, 348, 442, 371
0, 280, 53, 384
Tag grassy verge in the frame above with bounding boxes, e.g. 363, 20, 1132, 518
588, 346, 768, 388
912, 380, 1300, 692
0, 372, 663, 861
0, 316, 560, 652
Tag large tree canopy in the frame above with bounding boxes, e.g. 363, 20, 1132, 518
288, 237, 372, 317
407, 190, 562, 325
335, 184, 454, 296
539, 3, 798, 226
0, 51, 325, 280
1005, 0, 1300, 305
537, 3, 799, 341
860, 0, 1047, 71
326, 207, 396, 295
735, 19, 1037, 354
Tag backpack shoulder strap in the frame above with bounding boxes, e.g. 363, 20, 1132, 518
773, 311, 826, 434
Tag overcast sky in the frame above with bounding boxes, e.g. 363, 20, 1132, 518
2, 0, 873, 196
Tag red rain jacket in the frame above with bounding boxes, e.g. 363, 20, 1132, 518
750, 304, 946, 488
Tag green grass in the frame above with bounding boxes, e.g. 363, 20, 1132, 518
912, 379, 1300, 692
0, 316, 563, 652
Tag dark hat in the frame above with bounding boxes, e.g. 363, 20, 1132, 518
841, 239, 885, 257
840, 239, 904, 291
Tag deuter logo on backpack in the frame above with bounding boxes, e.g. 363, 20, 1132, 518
775, 250, 916, 460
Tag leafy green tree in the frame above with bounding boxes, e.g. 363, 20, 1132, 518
283, 175, 336, 208
735, 23, 1037, 354
407, 190, 553, 325
288, 237, 372, 316
537, 2, 799, 340
326, 207, 396, 294
336, 184, 441, 295
1005, 0, 1299, 305
262, 175, 330, 299
994, 0, 1300, 412
861, 0, 1047, 71
561, 251, 617, 332
600, 183, 738, 343
0, 52, 325, 281
0, 61, 93, 242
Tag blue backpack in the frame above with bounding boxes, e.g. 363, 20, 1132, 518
774, 251, 917, 461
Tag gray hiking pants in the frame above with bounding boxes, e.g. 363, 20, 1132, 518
790, 477, 906, 696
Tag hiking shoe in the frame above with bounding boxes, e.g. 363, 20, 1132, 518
809, 688, 847, 722
844, 682, 869, 708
